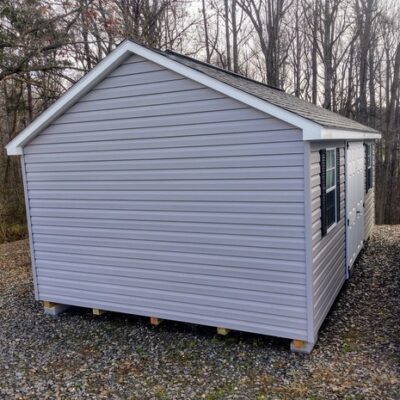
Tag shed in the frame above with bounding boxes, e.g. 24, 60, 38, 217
6, 40, 381, 353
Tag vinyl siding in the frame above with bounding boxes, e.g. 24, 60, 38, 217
310, 142, 346, 336
364, 142, 375, 240
23, 54, 308, 340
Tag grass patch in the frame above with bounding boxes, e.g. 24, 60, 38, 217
154, 385, 170, 400
342, 328, 361, 353
0, 221, 27, 242
0, 187, 27, 243
205, 383, 236, 400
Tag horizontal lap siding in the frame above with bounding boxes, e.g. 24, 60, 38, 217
24, 54, 307, 340
364, 142, 375, 240
310, 143, 346, 336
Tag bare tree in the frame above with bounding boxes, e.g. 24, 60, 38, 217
237, 0, 292, 87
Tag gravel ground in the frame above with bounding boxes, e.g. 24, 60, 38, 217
0, 226, 399, 400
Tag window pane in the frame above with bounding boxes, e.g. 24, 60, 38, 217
326, 189, 336, 228
367, 168, 372, 190
368, 145, 372, 168
327, 150, 335, 169
326, 169, 335, 189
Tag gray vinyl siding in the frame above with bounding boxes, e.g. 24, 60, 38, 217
22, 54, 308, 340
364, 142, 375, 240
310, 142, 346, 336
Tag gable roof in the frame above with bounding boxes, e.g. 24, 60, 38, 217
163, 50, 378, 134
6, 40, 380, 155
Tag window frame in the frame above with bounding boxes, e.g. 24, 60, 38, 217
325, 148, 337, 233
366, 143, 373, 192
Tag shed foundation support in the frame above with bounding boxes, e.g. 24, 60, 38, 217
217, 327, 230, 336
290, 339, 315, 354
43, 301, 70, 316
150, 317, 162, 326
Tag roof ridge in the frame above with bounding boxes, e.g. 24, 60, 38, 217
163, 49, 284, 93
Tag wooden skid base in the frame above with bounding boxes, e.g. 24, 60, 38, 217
217, 327, 230, 336
290, 339, 315, 354
43, 301, 70, 316
150, 317, 162, 326
41, 301, 316, 353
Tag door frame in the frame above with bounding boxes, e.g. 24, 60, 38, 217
345, 140, 365, 279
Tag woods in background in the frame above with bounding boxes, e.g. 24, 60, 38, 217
0, 0, 399, 241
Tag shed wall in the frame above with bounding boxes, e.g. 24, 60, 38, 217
310, 142, 346, 337
23, 54, 308, 340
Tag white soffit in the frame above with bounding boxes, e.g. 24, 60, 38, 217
319, 128, 381, 141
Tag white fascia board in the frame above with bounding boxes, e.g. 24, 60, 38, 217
6, 40, 324, 155
317, 128, 381, 141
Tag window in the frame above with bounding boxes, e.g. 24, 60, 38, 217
325, 149, 337, 229
320, 148, 341, 236
365, 143, 373, 192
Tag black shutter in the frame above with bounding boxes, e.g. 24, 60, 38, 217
320, 149, 327, 236
364, 143, 368, 193
370, 144, 373, 189
336, 148, 340, 221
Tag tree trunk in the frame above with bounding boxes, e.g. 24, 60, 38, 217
232, 0, 239, 73
311, 0, 319, 104
202, 0, 211, 63
323, 0, 333, 110
224, 0, 231, 70
357, 0, 374, 123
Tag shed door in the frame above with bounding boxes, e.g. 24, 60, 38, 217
346, 141, 365, 276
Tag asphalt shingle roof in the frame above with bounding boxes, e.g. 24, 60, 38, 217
162, 50, 378, 134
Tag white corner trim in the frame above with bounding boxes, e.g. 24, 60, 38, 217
5, 40, 380, 154
303, 142, 316, 343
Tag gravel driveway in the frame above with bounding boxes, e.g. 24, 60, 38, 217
0, 226, 399, 399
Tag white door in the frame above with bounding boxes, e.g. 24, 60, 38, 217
346, 141, 365, 277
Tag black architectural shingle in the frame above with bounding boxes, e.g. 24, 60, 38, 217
162, 50, 378, 134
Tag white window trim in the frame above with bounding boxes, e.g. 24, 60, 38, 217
326, 148, 337, 233
327, 221, 337, 234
